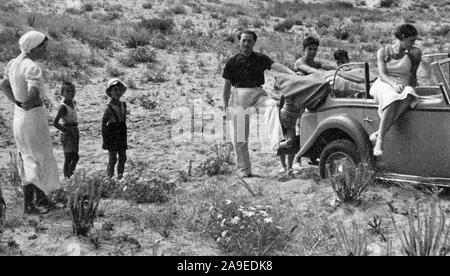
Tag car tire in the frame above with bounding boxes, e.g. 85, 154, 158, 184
319, 139, 360, 179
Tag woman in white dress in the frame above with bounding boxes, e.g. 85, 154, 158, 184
370, 24, 422, 156
0, 31, 61, 214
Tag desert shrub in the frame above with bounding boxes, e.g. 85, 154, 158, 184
207, 200, 289, 255
0, 152, 22, 197
106, 65, 125, 77
237, 16, 250, 28
126, 47, 157, 64
315, 15, 333, 29
392, 203, 450, 256
274, 18, 302, 32
92, 11, 121, 22
171, 5, 187, 14
47, 41, 68, 66
84, 171, 119, 199
124, 28, 152, 48
104, 4, 123, 12
252, 19, 264, 28
82, 3, 94, 12
380, 0, 397, 7
128, 91, 159, 110
198, 144, 233, 177
430, 25, 450, 37
65, 7, 84, 15
332, 25, 349, 40
327, 162, 374, 203
142, 2, 152, 9
181, 19, 195, 30
66, 171, 102, 236
140, 69, 167, 83
0, 1, 22, 12
336, 222, 368, 256
151, 35, 170, 49
139, 18, 175, 34
118, 161, 176, 204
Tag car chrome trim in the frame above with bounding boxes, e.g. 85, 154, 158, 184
376, 173, 450, 187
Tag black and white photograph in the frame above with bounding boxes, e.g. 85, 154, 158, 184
1, 0, 450, 258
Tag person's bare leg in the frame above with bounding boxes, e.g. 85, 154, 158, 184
279, 155, 287, 173
374, 102, 398, 156
392, 96, 412, 123
287, 153, 295, 175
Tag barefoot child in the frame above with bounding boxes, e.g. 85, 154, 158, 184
102, 78, 128, 179
54, 82, 79, 179
277, 95, 302, 175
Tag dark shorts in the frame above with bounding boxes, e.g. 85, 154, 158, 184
61, 126, 79, 153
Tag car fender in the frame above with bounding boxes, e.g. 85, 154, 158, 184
297, 114, 371, 160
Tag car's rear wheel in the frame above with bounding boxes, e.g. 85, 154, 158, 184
319, 139, 360, 180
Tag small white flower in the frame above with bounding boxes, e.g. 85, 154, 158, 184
243, 211, 255, 217
217, 214, 223, 219
230, 216, 240, 224
216, 237, 221, 242
259, 211, 269, 217
225, 200, 232, 205
220, 219, 226, 228
221, 230, 228, 237
264, 217, 273, 223
122, 186, 128, 192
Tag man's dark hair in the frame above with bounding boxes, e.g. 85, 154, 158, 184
303, 36, 319, 49
238, 30, 258, 42
333, 49, 349, 61
61, 81, 75, 92
394, 24, 418, 40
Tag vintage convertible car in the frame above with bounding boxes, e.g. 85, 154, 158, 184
296, 54, 450, 186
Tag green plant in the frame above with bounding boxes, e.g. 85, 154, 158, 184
128, 91, 159, 110
106, 65, 125, 77
207, 200, 289, 255
139, 18, 175, 34
127, 47, 157, 64
118, 161, 176, 204
142, 2, 152, 9
392, 203, 450, 256
66, 171, 102, 236
274, 18, 302, 32
327, 162, 374, 203
171, 5, 187, 14
198, 144, 232, 177
380, 0, 397, 7
336, 222, 368, 256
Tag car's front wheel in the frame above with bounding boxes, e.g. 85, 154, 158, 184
319, 139, 361, 180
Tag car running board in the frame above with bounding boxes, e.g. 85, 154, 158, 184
375, 173, 450, 187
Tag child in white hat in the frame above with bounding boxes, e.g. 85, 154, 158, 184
102, 78, 128, 179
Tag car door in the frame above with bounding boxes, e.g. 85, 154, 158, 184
364, 59, 450, 178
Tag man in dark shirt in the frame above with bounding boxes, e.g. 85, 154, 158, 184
222, 30, 295, 177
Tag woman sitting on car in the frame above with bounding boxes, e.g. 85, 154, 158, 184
369, 24, 422, 156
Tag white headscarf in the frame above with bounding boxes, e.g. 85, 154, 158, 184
15, 30, 46, 63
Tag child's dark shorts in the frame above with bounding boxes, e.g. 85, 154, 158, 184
61, 125, 80, 153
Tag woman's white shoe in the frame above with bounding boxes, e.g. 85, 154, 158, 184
373, 140, 383, 156
279, 167, 286, 173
